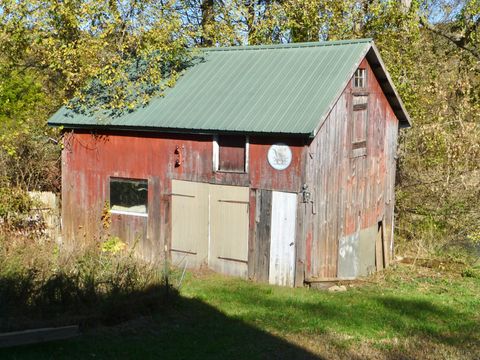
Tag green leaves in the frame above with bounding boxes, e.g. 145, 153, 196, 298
0, 1, 193, 191
0, 0, 192, 107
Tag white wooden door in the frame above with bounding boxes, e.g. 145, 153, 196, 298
269, 191, 297, 286
209, 184, 250, 278
171, 180, 209, 269
171, 181, 249, 278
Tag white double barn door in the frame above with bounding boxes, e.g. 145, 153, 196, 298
171, 180, 249, 277
171, 180, 297, 286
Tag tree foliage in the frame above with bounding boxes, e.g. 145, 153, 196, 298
0, 0, 478, 257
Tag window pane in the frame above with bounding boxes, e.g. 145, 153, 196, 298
218, 136, 246, 172
110, 178, 148, 214
353, 68, 366, 88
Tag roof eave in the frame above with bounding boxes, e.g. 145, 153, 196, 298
366, 44, 412, 127
50, 122, 313, 138
311, 41, 373, 137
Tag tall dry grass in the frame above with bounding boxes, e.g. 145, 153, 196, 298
0, 230, 174, 332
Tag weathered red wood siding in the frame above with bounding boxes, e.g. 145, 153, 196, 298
61, 57, 401, 283
61, 131, 305, 261
304, 58, 399, 280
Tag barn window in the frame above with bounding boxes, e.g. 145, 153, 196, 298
353, 68, 367, 88
110, 178, 148, 216
351, 95, 368, 157
213, 135, 248, 172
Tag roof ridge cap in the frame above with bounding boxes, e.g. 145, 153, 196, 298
198, 38, 373, 52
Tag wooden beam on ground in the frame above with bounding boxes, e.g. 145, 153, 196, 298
0, 325, 80, 348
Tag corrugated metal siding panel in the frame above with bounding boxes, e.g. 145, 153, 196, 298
49, 41, 371, 135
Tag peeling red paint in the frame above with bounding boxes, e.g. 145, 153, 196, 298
62, 131, 305, 261
249, 137, 306, 193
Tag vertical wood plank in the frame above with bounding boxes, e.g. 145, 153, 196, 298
147, 176, 161, 262
254, 189, 272, 282
305, 58, 401, 281
248, 188, 257, 280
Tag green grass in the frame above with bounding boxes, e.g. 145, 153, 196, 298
1, 264, 479, 359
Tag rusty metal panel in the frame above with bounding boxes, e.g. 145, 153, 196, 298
171, 180, 209, 269
357, 225, 377, 276
338, 224, 376, 278
269, 191, 297, 287
209, 184, 250, 278
338, 232, 359, 279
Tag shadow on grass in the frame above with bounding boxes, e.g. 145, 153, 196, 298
0, 269, 172, 332
0, 290, 323, 360
0, 272, 478, 359
376, 296, 480, 346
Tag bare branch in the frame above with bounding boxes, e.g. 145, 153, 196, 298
419, 17, 480, 60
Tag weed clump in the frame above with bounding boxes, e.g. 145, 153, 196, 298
0, 234, 174, 332
461, 266, 480, 279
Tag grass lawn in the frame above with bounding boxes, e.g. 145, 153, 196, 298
1, 263, 479, 359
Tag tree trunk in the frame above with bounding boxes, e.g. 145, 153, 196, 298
201, 0, 215, 46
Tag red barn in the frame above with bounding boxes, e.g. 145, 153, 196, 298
49, 39, 410, 286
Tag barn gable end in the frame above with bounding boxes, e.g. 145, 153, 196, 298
303, 56, 400, 282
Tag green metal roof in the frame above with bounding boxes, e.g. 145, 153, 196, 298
48, 39, 410, 136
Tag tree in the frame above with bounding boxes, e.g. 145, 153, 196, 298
0, 0, 192, 190
0, 0, 192, 111
419, 0, 480, 60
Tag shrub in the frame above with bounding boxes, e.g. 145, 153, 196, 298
0, 186, 34, 221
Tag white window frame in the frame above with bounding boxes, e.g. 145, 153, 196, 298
212, 135, 249, 173
109, 209, 149, 218
353, 68, 367, 89
109, 177, 149, 217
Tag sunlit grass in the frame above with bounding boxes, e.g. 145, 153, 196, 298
1, 264, 479, 359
